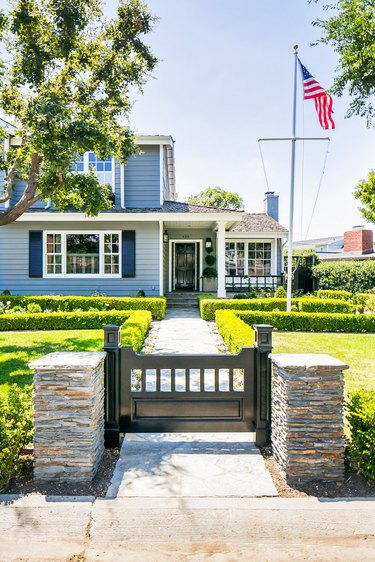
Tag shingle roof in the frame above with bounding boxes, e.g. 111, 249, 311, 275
229, 213, 288, 234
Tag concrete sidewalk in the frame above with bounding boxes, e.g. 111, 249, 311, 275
1, 494, 375, 561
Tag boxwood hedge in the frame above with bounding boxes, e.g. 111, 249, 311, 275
235, 310, 375, 333
215, 310, 255, 353
0, 295, 166, 320
346, 391, 375, 481
120, 310, 152, 352
201, 297, 354, 320
0, 310, 135, 331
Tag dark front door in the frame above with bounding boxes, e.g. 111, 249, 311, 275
175, 243, 195, 290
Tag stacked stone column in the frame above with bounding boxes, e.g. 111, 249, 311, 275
271, 354, 348, 483
31, 351, 106, 482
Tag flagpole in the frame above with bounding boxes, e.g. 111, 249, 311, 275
286, 45, 299, 312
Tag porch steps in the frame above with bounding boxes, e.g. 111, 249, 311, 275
165, 292, 200, 309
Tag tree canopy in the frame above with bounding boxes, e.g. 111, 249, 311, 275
0, 0, 157, 226
187, 187, 244, 210
354, 169, 375, 224
313, 0, 375, 126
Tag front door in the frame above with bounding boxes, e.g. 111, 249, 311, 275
175, 243, 195, 290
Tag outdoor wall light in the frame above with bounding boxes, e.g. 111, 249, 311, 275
163, 232, 169, 243
205, 238, 212, 250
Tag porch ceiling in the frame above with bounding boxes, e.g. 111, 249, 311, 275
163, 219, 218, 230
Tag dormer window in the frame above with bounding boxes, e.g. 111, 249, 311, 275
74, 153, 115, 191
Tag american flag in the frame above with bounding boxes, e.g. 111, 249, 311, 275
298, 59, 335, 130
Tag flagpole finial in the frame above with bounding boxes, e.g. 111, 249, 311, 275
293, 44, 298, 53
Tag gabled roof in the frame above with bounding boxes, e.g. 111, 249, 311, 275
229, 213, 288, 234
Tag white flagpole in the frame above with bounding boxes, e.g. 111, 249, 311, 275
286, 45, 299, 312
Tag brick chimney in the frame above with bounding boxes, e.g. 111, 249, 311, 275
264, 192, 279, 222
344, 226, 374, 254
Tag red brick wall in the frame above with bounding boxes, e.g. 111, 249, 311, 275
344, 229, 373, 253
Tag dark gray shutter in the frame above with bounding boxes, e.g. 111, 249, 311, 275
122, 231, 136, 277
29, 231, 43, 278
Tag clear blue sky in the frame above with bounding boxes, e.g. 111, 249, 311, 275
105, 0, 375, 240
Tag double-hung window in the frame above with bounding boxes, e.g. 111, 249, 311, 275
248, 242, 272, 276
225, 242, 245, 276
74, 153, 115, 191
225, 241, 273, 277
44, 232, 120, 277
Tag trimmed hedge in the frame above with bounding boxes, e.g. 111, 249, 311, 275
201, 297, 354, 320
0, 295, 166, 320
313, 260, 375, 293
346, 391, 375, 481
235, 310, 375, 333
316, 289, 353, 301
297, 298, 355, 314
0, 310, 134, 331
0, 385, 33, 490
121, 310, 152, 352
215, 310, 255, 353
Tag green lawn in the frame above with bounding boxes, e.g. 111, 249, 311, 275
0, 330, 102, 398
0, 330, 374, 398
273, 332, 375, 394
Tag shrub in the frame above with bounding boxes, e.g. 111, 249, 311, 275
0, 295, 166, 320
121, 310, 152, 352
316, 289, 353, 301
346, 391, 375, 481
297, 298, 355, 314
274, 286, 287, 298
205, 254, 216, 266
0, 385, 33, 490
215, 310, 255, 353
236, 310, 375, 333
0, 310, 135, 331
313, 261, 375, 293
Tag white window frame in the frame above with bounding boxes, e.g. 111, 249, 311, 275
76, 153, 115, 192
43, 230, 121, 278
225, 239, 276, 277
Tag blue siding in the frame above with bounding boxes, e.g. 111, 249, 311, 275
114, 159, 121, 209
9, 178, 46, 209
0, 169, 4, 210
0, 220, 160, 296
125, 145, 160, 208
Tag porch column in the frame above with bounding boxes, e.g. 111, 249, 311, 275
216, 221, 226, 298
159, 220, 164, 296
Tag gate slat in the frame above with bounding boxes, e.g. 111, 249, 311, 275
171, 369, 176, 392
185, 369, 189, 392
200, 369, 204, 393
214, 369, 219, 392
156, 369, 161, 392
229, 369, 234, 392
141, 370, 146, 392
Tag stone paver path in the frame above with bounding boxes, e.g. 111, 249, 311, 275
152, 308, 218, 354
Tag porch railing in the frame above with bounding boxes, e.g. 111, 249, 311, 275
225, 274, 284, 292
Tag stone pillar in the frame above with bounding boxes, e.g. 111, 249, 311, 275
271, 354, 348, 483
31, 351, 106, 482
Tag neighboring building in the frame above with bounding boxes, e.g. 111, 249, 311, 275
294, 226, 375, 262
0, 125, 288, 297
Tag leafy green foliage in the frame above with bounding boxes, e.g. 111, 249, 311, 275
187, 187, 244, 209
346, 390, 375, 481
0, 385, 33, 490
200, 297, 354, 320
274, 286, 287, 298
120, 310, 151, 351
313, 0, 375, 125
354, 169, 375, 224
237, 310, 375, 333
215, 310, 255, 353
0, 0, 158, 224
312, 260, 375, 293
316, 289, 353, 301
0, 295, 166, 319
0, 310, 134, 331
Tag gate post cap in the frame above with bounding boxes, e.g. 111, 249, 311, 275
253, 324, 273, 348
103, 324, 121, 348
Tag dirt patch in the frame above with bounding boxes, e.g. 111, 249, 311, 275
3, 447, 120, 497
262, 448, 375, 498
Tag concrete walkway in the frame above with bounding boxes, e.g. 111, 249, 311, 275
1, 494, 375, 561
152, 308, 219, 354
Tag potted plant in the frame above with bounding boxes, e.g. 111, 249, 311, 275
202, 248, 218, 292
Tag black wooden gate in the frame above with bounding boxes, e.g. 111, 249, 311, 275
103, 324, 273, 448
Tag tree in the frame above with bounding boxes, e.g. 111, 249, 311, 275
187, 187, 244, 210
312, 0, 375, 126
354, 169, 375, 223
0, 0, 157, 226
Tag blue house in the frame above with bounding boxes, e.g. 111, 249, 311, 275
0, 123, 287, 297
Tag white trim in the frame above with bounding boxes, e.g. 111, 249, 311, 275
217, 222, 226, 298
111, 158, 115, 194
168, 239, 203, 292
159, 144, 164, 206
120, 163, 125, 209
43, 230, 122, 278
135, 135, 173, 146
18, 213, 242, 223
226, 232, 288, 239
159, 220, 164, 296
225, 238, 276, 277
